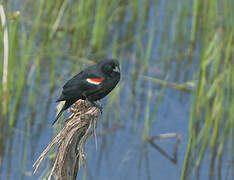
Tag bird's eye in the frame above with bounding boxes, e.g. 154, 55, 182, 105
112, 65, 120, 73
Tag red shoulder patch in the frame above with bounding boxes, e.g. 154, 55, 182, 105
86, 78, 104, 85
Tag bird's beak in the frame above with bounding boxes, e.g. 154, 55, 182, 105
113, 66, 120, 73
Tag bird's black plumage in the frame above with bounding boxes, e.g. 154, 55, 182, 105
52, 59, 120, 125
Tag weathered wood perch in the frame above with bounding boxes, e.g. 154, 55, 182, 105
33, 100, 101, 180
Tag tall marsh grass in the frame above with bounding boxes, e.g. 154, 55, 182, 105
180, 0, 233, 179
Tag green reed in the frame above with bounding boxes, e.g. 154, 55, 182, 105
181, 0, 233, 179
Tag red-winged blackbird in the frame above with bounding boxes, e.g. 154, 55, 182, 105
52, 59, 120, 125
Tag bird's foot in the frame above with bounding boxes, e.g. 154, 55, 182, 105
89, 101, 103, 114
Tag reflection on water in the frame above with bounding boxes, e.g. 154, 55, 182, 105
0, 0, 232, 180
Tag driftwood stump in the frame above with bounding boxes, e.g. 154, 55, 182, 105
33, 100, 101, 180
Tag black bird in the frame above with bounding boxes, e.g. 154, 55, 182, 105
52, 59, 120, 125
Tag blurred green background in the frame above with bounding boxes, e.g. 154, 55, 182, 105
0, 0, 233, 179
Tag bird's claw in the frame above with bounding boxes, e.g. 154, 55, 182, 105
89, 101, 103, 114
94, 102, 103, 114
97, 104, 103, 114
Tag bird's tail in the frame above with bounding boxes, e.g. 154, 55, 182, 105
52, 105, 66, 126
52, 102, 70, 126
52, 99, 76, 126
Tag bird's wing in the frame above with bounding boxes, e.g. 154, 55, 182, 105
61, 71, 105, 99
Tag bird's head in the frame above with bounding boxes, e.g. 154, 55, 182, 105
100, 59, 120, 77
